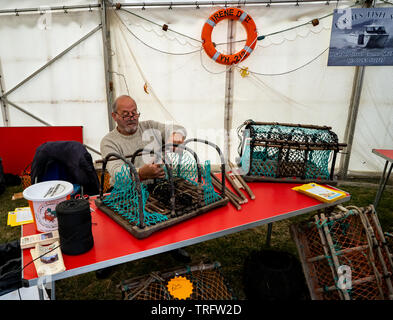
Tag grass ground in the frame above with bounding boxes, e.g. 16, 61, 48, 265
1, 182, 392, 300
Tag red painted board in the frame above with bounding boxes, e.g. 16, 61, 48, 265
21, 181, 350, 281
0, 126, 83, 175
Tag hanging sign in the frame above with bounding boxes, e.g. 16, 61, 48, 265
328, 8, 393, 66
201, 7, 258, 65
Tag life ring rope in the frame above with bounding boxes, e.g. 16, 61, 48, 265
201, 7, 258, 66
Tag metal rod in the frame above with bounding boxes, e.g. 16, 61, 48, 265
84, 144, 102, 156
115, 0, 345, 8
4, 98, 102, 156
0, 4, 101, 15
3, 98, 52, 126
101, 0, 115, 131
374, 162, 393, 209
266, 223, 273, 247
224, 19, 235, 162
338, 66, 365, 180
0, 58, 9, 126
0, 0, 346, 15
1, 24, 102, 99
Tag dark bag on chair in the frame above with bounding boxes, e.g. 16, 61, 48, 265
30, 141, 100, 196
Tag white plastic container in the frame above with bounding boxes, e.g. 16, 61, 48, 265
23, 181, 73, 232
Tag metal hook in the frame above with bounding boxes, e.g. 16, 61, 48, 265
195, 1, 200, 9
15, 9, 19, 16
169, 2, 173, 9
63, 6, 68, 13
89, 4, 92, 12
142, 2, 145, 10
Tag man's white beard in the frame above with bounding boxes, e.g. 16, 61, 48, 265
124, 123, 137, 134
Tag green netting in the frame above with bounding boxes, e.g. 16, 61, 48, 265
239, 123, 337, 180
201, 160, 222, 205
103, 150, 222, 228
103, 165, 168, 227
165, 151, 222, 206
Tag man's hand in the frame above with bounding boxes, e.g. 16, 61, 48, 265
167, 131, 185, 151
138, 163, 165, 180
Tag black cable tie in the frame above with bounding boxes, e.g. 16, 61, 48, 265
383, 273, 392, 279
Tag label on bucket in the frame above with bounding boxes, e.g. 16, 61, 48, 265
32, 198, 64, 232
23, 180, 74, 233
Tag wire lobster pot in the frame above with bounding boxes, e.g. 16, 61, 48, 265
237, 121, 346, 184
118, 261, 235, 300
95, 139, 229, 239
290, 205, 393, 300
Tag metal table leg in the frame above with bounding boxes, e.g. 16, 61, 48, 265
374, 161, 393, 210
37, 276, 55, 300
266, 223, 273, 247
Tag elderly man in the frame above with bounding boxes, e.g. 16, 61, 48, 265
101, 95, 186, 184
98, 95, 190, 272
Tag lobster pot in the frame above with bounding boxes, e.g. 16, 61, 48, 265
290, 205, 393, 300
118, 262, 235, 300
95, 139, 228, 239
238, 121, 345, 183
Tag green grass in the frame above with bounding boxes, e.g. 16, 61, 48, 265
1, 182, 392, 300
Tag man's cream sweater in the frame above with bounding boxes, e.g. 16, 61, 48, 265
100, 120, 186, 185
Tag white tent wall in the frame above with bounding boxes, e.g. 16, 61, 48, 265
0, 1, 107, 161
109, 6, 228, 165
0, 0, 392, 175
231, 4, 356, 171
109, 2, 359, 169
349, 66, 393, 174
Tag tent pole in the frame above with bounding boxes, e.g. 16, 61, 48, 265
338, 66, 365, 180
3, 98, 52, 126
1, 25, 102, 99
101, 0, 115, 131
0, 58, 9, 126
0, 4, 101, 16
224, 19, 235, 165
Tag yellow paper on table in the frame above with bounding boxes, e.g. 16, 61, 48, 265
292, 183, 347, 203
7, 211, 16, 226
7, 207, 34, 226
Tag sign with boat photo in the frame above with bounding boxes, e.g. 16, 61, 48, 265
328, 8, 393, 66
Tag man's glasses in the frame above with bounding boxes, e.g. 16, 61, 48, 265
115, 111, 141, 120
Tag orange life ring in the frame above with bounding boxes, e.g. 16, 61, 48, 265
201, 7, 258, 65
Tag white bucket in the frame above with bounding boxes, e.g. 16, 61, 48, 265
23, 180, 74, 232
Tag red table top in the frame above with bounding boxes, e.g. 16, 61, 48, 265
372, 149, 393, 163
22, 181, 350, 282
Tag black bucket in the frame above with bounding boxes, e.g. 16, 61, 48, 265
243, 249, 309, 300
56, 199, 94, 255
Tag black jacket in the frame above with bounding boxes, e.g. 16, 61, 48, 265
31, 141, 99, 196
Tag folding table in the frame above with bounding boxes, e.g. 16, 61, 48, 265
21, 181, 350, 299
372, 149, 393, 210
